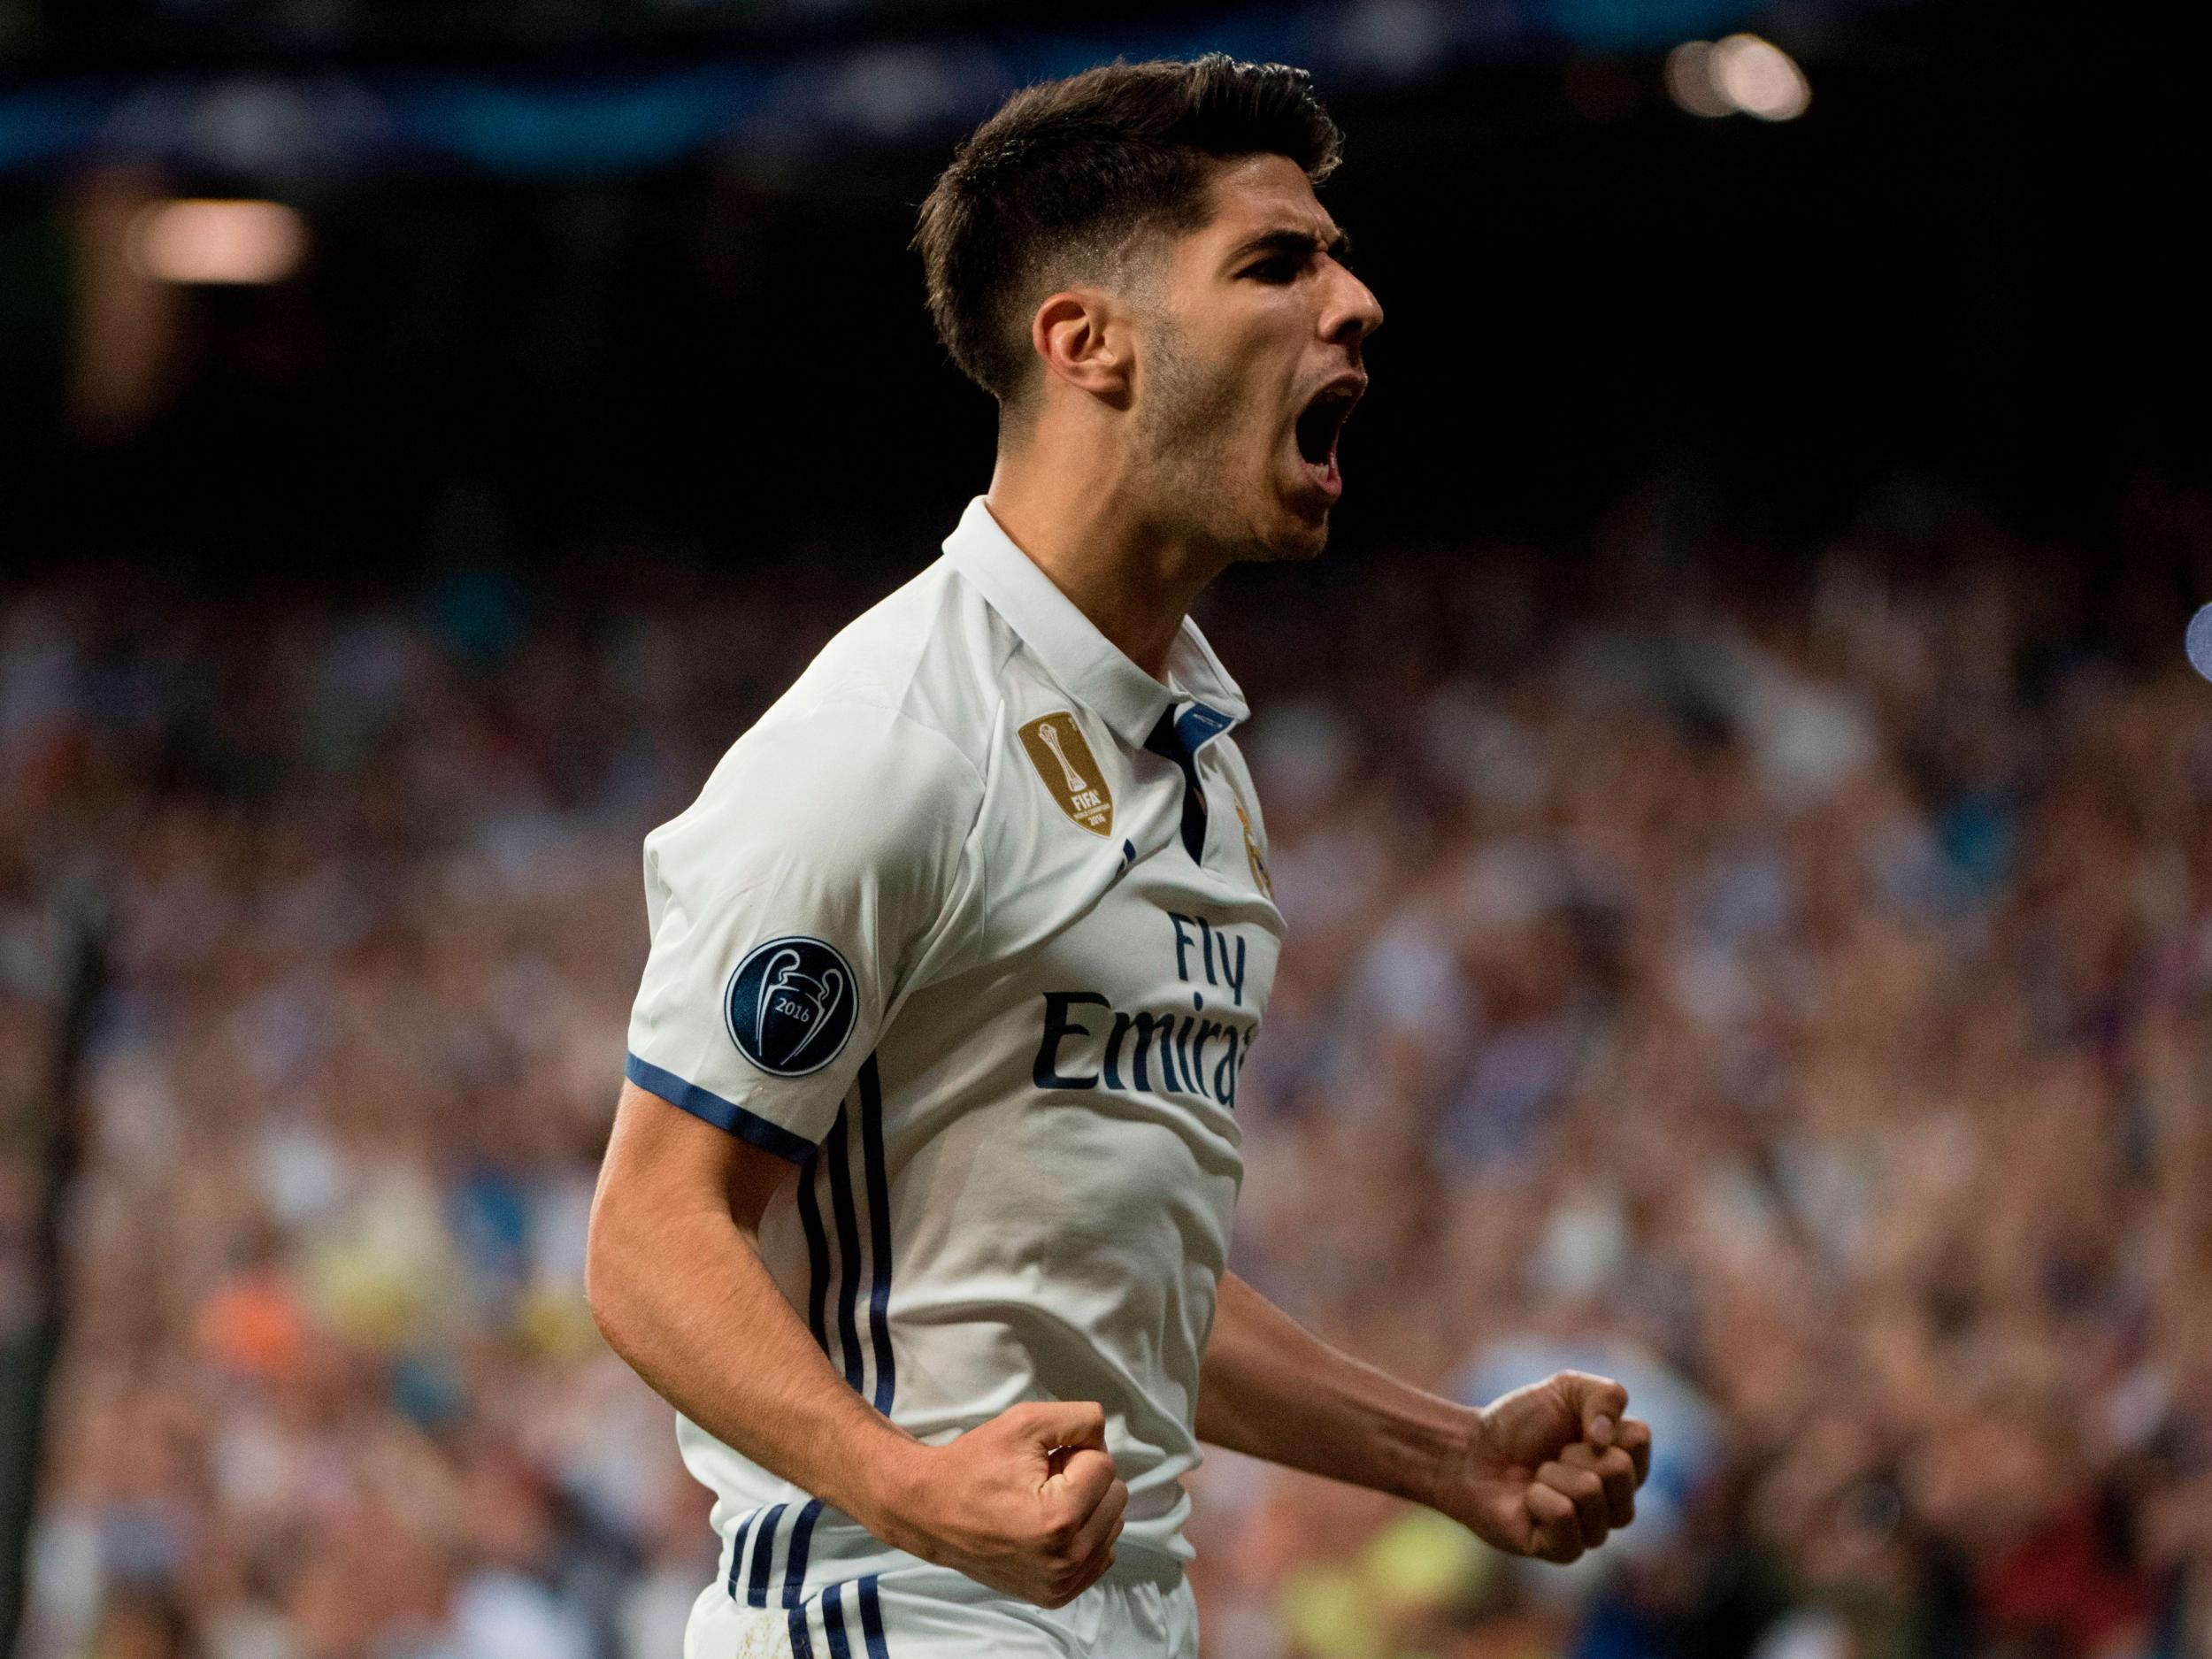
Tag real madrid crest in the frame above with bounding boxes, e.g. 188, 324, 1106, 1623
1018, 711, 1113, 836
1233, 794, 1272, 898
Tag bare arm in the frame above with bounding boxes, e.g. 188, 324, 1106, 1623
587, 1080, 1126, 1606
587, 1080, 918, 1525
1196, 1270, 1470, 1505
1196, 1271, 1653, 1563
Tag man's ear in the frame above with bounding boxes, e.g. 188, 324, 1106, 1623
1031, 289, 1133, 409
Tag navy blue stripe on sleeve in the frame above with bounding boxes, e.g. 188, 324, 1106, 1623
858, 1056, 896, 1417
624, 1052, 816, 1164
796, 1154, 833, 1358
782, 1498, 824, 1606
821, 1583, 854, 1659
823, 1108, 868, 1394
857, 1576, 890, 1659
787, 1606, 815, 1659
725, 1509, 757, 1597
746, 1502, 787, 1608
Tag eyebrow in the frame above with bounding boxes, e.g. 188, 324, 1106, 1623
1227, 226, 1354, 268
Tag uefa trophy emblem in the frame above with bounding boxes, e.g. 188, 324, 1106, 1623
727, 936, 856, 1076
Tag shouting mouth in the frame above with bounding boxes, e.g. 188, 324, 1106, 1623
1292, 374, 1364, 503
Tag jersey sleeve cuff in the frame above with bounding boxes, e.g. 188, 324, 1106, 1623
624, 1051, 818, 1164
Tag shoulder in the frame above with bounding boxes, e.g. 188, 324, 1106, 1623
764, 557, 1017, 780
646, 562, 1011, 879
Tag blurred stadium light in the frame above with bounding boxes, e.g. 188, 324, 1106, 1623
1664, 40, 1738, 116
127, 198, 306, 284
1709, 33, 1810, 119
1665, 34, 1810, 119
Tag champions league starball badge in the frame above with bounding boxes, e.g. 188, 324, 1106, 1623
725, 935, 857, 1077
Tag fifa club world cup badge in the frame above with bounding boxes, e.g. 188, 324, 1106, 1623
725, 935, 857, 1077
1018, 712, 1113, 836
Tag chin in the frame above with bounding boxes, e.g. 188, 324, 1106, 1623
1262, 490, 1334, 561
1240, 519, 1329, 565
1199, 477, 1334, 564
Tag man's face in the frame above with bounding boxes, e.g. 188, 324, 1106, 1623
1130, 153, 1382, 563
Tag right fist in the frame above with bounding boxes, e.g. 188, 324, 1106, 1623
884, 1400, 1128, 1609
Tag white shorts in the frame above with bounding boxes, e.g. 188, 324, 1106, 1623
681, 1560, 1198, 1659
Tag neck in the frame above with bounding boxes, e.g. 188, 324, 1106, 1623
982, 427, 1225, 681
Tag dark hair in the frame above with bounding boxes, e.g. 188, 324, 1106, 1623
913, 54, 1342, 409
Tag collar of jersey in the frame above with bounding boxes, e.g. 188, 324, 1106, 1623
942, 495, 1249, 750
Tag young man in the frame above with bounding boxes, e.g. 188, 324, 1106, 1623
588, 55, 1651, 1659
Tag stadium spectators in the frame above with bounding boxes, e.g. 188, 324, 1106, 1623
6, 471, 2211, 1659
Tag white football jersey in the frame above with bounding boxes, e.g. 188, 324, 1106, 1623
625, 495, 1284, 1621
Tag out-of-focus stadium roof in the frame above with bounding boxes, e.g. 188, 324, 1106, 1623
3, 0, 1901, 69
0, 0, 1904, 178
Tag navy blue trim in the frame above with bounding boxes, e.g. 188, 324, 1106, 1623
787, 1606, 815, 1659
796, 1153, 832, 1356
822, 1584, 854, 1659
859, 1056, 895, 1417
1176, 702, 1234, 752
781, 1498, 824, 1606
857, 1576, 889, 1659
624, 1052, 816, 1165
726, 1509, 757, 1597
1144, 708, 1213, 864
746, 1502, 787, 1608
824, 1108, 867, 1394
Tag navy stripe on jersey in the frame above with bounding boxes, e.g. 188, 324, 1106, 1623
782, 1498, 824, 1606
722, 1056, 897, 1612
824, 1108, 867, 1394
858, 1056, 896, 1416
624, 1052, 813, 1164
787, 1606, 814, 1659
796, 1151, 832, 1356
746, 1502, 787, 1607
821, 1583, 854, 1659
725, 1509, 757, 1597
857, 1576, 890, 1659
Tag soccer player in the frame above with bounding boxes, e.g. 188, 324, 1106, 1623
588, 54, 1652, 1659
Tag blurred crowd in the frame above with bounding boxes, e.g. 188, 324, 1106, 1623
5, 470, 2212, 1659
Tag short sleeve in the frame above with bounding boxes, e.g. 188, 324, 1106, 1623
625, 703, 984, 1161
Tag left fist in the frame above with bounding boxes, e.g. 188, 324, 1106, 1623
1434, 1370, 1652, 1563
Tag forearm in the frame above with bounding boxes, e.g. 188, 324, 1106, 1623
1195, 1271, 1471, 1507
587, 1186, 926, 1546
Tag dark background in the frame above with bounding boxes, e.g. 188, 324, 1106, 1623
3, 0, 2205, 583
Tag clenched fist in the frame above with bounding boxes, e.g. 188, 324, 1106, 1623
1434, 1371, 1653, 1563
874, 1400, 1129, 1608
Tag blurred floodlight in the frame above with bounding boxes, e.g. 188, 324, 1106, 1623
1711, 34, 1810, 120
2186, 603, 2212, 681
1666, 35, 1809, 120
1664, 42, 1734, 117
129, 199, 307, 285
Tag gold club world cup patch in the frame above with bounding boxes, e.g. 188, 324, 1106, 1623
1018, 712, 1113, 836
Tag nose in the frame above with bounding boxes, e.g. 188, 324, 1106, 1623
1322, 263, 1384, 349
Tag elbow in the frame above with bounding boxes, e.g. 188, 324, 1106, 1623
584, 1185, 634, 1356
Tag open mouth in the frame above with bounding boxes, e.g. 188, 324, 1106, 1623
1293, 380, 1362, 479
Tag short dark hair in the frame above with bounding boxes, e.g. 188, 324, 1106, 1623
913, 54, 1342, 410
